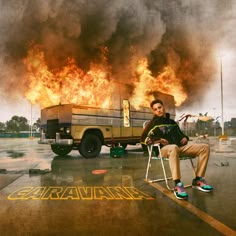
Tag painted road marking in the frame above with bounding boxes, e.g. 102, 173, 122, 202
149, 182, 236, 236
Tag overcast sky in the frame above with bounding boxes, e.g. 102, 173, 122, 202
0, 0, 236, 123
177, 55, 236, 122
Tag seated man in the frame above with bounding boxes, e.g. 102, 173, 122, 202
141, 99, 213, 200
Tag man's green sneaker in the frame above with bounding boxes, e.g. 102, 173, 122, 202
192, 177, 213, 192
174, 182, 188, 200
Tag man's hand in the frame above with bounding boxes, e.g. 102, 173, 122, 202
180, 137, 188, 146
159, 138, 169, 146
145, 137, 153, 145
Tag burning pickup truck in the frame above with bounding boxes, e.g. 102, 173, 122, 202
38, 93, 175, 158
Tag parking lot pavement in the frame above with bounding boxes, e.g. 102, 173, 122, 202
0, 138, 236, 236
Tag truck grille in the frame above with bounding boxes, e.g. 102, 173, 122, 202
46, 119, 59, 139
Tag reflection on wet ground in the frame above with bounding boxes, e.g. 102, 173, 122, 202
0, 138, 236, 235
6, 150, 25, 158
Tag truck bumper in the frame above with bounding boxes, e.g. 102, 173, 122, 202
38, 133, 73, 145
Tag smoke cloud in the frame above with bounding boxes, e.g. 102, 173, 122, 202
0, 0, 236, 108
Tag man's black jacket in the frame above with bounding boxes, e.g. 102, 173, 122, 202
141, 114, 189, 148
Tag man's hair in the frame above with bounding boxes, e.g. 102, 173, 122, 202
150, 99, 164, 108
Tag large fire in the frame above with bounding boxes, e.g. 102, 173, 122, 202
130, 58, 187, 109
23, 44, 187, 109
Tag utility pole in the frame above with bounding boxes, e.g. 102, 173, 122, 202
220, 57, 224, 136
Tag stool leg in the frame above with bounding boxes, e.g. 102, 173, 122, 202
145, 144, 173, 190
145, 145, 153, 180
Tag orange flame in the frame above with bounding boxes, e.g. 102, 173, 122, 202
130, 58, 187, 109
23, 45, 113, 108
23, 45, 187, 109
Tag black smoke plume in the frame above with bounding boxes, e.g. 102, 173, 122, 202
0, 0, 235, 108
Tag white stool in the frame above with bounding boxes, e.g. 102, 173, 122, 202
145, 143, 196, 191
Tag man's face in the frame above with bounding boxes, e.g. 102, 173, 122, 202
152, 102, 165, 117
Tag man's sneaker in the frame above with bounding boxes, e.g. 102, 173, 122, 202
192, 177, 213, 192
174, 182, 188, 200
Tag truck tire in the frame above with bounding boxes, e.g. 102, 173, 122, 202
51, 144, 72, 156
79, 134, 102, 158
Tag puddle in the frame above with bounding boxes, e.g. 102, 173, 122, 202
6, 150, 25, 158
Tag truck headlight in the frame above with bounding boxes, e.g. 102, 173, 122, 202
65, 127, 71, 134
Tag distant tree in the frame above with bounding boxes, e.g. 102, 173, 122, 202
231, 118, 236, 128
6, 116, 30, 132
195, 118, 213, 135
33, 118, 41, 131
0, 122, 6, 131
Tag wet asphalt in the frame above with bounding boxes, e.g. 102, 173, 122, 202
0, 137, 236, 236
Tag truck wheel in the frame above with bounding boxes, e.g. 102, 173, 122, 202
51, 144, 72, 156
79, 134, 102, 158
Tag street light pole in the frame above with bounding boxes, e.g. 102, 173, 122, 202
220, 57, 224, 136
212, 107, 216, 136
